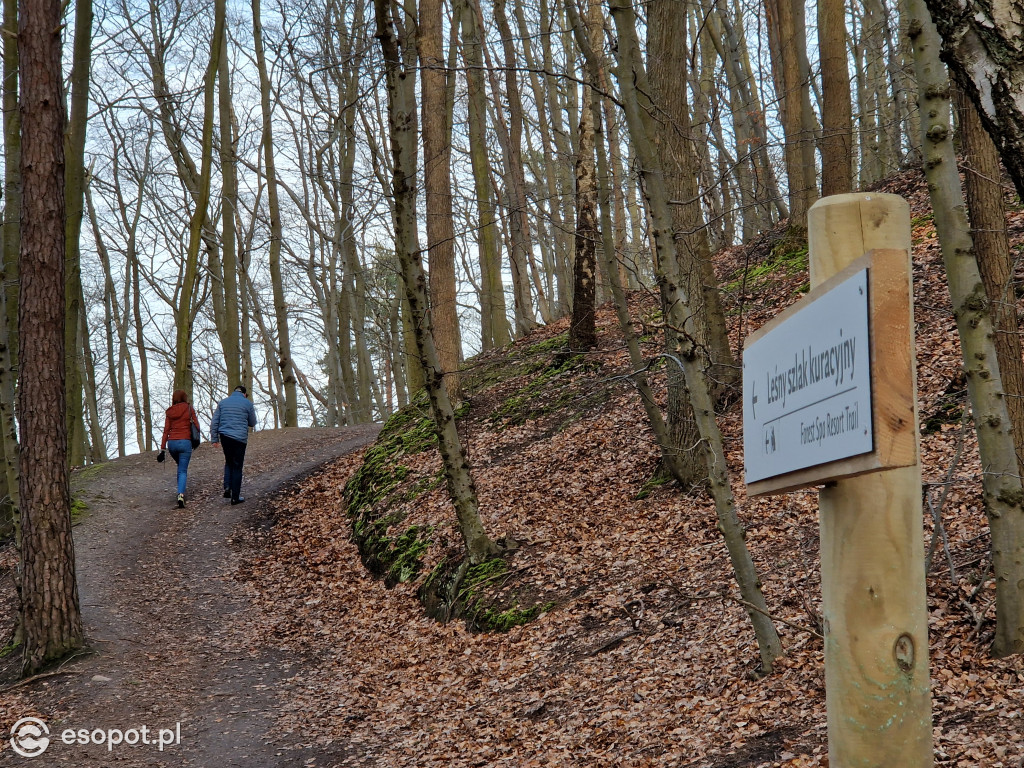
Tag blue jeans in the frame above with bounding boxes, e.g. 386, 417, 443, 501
166, 439, 193, 496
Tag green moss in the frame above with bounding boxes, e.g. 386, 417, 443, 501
921, 400, 964, 435
386, 525, 434, 583
491, 353, 598, 427
71, 498, 88, 521
0, 640, 19, 659
474, 601, 554, 632
404, 470, 445, 501
73, 462, 109, 482
451, 558, 554, 632
524, 331, 570, 356
723, 232, 809, 295
635, 472, 671, 500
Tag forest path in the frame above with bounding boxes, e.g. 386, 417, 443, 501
0, 424, 380, 767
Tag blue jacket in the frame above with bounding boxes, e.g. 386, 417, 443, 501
210, 391, 257, 443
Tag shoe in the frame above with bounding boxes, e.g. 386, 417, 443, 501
223, 488, 231, 499
230, 497, 245, 506
177, 494, 185, 508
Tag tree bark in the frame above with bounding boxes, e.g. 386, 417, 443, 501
909, 0, 1024, 657
485, 0, 541, 334
457, 0, 510, 349
609, 0, 782, 672
218, 39, 242, 389
765, 0, 816, 227
923, 0, 1024, 198
567, 0, 599, 352
418, 0, 463, 400
173, 0, 224, 395
63, 0, 92, 466
374, 0, 499, 564
18, 0, 84, 674
253, 0, 298, 426
818, 0, 853, 195
0, 0, 19, 535
955, 86, 1024, 481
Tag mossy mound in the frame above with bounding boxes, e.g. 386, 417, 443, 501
344, 396, 439, 586
418, 554, 552, 632
342, 324, 614, 632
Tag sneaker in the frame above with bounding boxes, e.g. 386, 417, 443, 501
223, 488, 231, 499
177, 494, 185, 509
230, 497, 245, 506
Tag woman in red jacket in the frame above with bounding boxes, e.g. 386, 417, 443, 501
159, 389, 201, 508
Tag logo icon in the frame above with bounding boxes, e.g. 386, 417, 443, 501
10, 717, 49, 758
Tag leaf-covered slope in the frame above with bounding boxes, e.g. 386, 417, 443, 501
240, 169, 1024, 767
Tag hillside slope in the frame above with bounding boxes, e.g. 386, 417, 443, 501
239, 173, 1024, 767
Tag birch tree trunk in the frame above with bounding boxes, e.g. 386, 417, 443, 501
374, 0, 499, 564
923, 0, 1024, 200
909, 0, 1024, 656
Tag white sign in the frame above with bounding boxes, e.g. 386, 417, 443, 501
743, 268, 873, 484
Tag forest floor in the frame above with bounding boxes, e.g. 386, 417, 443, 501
0, 424, 381, 766
1, 171, 1024, 767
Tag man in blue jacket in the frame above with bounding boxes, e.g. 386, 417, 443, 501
210, 385, 258, 505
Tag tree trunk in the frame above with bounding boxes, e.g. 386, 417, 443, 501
79, 295, 106, 463
253, 0, 298, 426
18, 0, 84, 674
818, 0, 853, 195
0, 0, 18, 535
374, 0, 498, 564
173, 0, 224, 395
63, 0, 91, 466
955, 87, 1024, 481
485, 0, 540, 334
88, 183, 127, 457
567, 0, 692, 483
609, 0, 782, 672
418, 0, 462, 400
765, 0, 815, 227
649, 0, 738, 484
567, 0, 599, 352
921, 0, 1024, 198
457, 0, 510, 349
909, 0, 1024, 657
218, 40, 242, 388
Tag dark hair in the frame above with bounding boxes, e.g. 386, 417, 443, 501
233, 385, 247, 395
172, 389, 188, 405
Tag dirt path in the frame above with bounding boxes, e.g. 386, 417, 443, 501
0, 425, 379, 767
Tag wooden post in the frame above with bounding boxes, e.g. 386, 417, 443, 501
808, 194, 932, 767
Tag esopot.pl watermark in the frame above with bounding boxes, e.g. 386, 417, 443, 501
9, 716, 182, 757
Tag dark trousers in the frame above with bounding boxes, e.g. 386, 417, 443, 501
220, 435, 248, 502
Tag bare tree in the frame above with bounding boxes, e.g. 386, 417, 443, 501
375, 0, 498, 563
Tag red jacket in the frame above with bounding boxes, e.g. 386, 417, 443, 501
161, 402, 200, 450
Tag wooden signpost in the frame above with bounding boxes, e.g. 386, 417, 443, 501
744, 194, 932, 767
